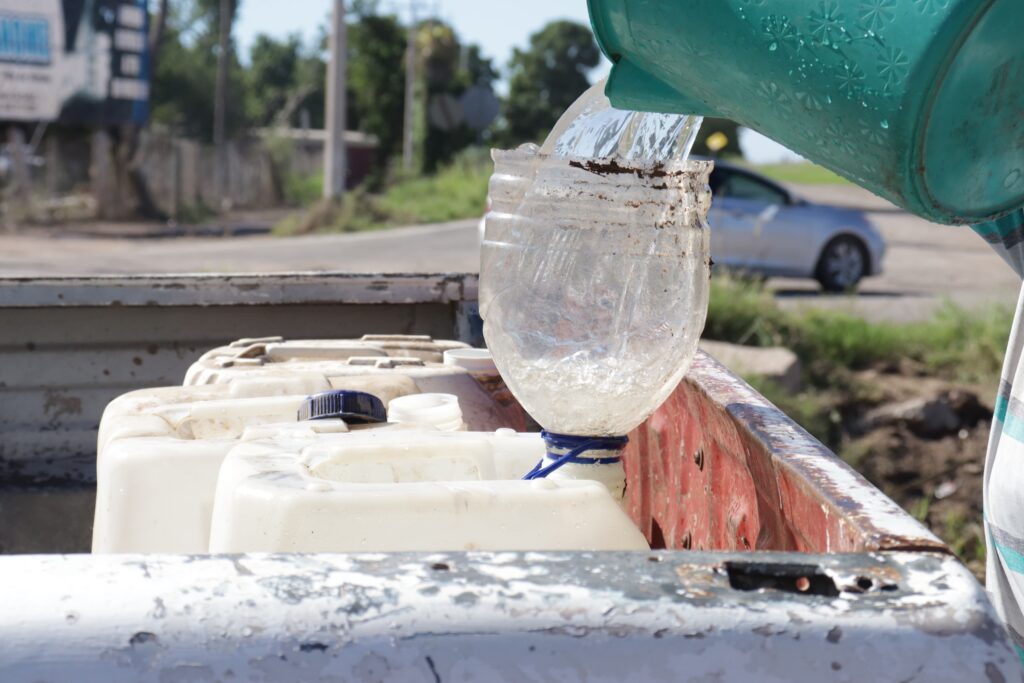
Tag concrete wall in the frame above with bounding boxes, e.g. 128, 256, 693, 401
1, 125, 379, 224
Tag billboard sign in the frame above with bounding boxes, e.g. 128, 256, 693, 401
0, 0, 149, 125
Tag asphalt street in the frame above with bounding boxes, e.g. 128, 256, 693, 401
0, 184, 1019, 321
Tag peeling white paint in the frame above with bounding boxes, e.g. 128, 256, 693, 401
0, 551, 1017, 682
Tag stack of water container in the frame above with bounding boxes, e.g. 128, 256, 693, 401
94, 82, 715, 557
92, 334, 649, 554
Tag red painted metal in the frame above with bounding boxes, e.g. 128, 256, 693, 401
624, 351, 948, 555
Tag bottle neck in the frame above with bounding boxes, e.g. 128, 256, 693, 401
542, 432, 627, 465
523, 432, 628, 478
524, 431, 629, 501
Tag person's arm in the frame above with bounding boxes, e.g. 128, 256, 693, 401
973, 209, 1024, 279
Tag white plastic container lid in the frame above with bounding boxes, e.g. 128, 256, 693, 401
443, 347, 498, 374
388, 393, 465, 432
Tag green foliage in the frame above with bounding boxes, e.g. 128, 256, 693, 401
503, 20, 600, 145
246, 34, 300, 126
245, 34, 325, 129
915, 304, 1009, 382
275, 148, 489, 235
706, 273, 1012, 385
149, 0, 248, 141
418, 22, 499, 173
348, 13, 407, 169
262, 134, 323, 206
705, 275, 785, 346
148, 7, 604, 186
283, 172, 323, 207
347, 12, 497, 177
377, 149, 489, 223
464, 45, 499, 87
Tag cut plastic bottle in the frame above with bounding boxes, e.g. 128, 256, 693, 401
480, 80, 710, 484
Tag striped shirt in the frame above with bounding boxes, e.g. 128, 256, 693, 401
974, 209, 1024, 662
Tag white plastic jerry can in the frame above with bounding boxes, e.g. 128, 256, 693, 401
209, 427, 649, 553
184, 334, 471, 384
185, 339, 527, 433
93, 343, 528, 554
92, 380, 488, 554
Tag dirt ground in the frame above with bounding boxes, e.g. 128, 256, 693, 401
834, 370, 991, 578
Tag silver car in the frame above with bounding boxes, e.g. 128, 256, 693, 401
708, 161, 885, 291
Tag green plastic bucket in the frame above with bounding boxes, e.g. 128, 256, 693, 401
589, 0, 1024, 224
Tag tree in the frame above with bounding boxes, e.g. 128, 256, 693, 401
347, 12, 406, 169
503, 20, 600, 145
149, 0, 248, 141
464, 45, 498, 88
246, 35, 299, 127
246, 34, 325, 129
415, 20, 498, 172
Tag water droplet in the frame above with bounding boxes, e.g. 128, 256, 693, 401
879, 120, 889, 129
825, 96, 832, 105
242, 626, 253, 637
768, 42, 778, 52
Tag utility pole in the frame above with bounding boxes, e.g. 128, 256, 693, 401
401, 2, 418, 172
213, 0, 231, 206
323, 0, 348, 199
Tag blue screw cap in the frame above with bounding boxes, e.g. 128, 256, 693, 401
298, 390, 387, 424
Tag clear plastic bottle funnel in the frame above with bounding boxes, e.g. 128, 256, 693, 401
480, 81, 710, 483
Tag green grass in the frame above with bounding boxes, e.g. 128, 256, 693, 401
276, 150, 489, 235
706, 274, 1012, 386
748, 161, 851, 185
283, 171, 323, 207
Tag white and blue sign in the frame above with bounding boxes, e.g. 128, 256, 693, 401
0, 0, 149, 124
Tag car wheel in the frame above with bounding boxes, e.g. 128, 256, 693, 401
815, 236, 867, 292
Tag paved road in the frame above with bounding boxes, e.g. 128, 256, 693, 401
0, 184, 1019, 321
771, 184, 1021, 321
0, 219, 481, 276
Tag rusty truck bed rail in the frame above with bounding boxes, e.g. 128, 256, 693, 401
626, 352, 948, 555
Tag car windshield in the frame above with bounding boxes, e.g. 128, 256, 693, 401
710, 169, 787, 204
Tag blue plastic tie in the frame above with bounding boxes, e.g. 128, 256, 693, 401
522, 431, 629, 480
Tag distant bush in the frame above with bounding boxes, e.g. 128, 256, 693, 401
276, 148, 490, 235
